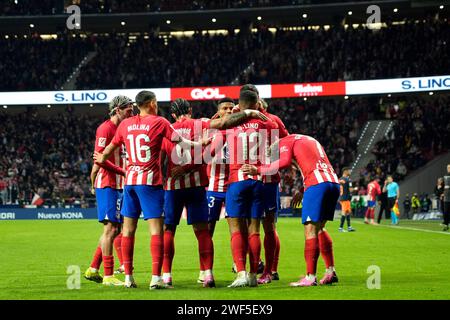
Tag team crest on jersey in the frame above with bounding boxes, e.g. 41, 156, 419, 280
98, 137, 106, 147
280, 146, 289, 153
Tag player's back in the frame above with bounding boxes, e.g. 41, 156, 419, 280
164, 117, 209, 190
261, 111, 288, 184
114, 114, 174, 186
95, 119, 125, 189
286, 134, 339, 190
227, 117, 276, 183
263, 111, 289, 139
339, 176, 352, 201
367, 181, 381, 201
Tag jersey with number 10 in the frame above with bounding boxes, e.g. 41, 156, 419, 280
112, 114, 178, 186
227, 118, 277, 183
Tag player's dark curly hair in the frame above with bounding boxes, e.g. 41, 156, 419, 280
170, 98, 191, 117
217, 97, 234, 106
239, 90, 258, 108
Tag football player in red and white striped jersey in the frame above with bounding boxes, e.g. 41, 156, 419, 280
85, 95, 133, 287
94, 91, 210, 289
243, 84, 288, 284
365, 177, 381, 224
161, 98, 268, 288
205, 98, 234, 235
242, 133, 340, 287
224, 90, 278, 288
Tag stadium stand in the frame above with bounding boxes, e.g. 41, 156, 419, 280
1, 18, 447, 91
77, 20, 449, 88
0, 34, 93, 91
1, 94, 447, 206
0, 106, 95, 206
0, 0, 364, 15
361, 95, 450, 186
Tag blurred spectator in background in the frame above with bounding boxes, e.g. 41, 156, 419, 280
351, 196, 366, 218
396, 160, 408, 180
434, 177, 445, 214
420, 194, 432, 213
411, 193, 421, 214
0, 178, 7, 205
443, 164, 450, 231
403, 193, 411, 220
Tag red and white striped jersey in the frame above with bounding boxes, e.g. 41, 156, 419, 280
162, 118, 210, 190
227, 118, 278, 184
262, 110, 289, 184
367, 180, 381, 201
94, 119, 125, 189
207, 139, 229, 192
111, 114, 179, 186
258, 134, 339, 191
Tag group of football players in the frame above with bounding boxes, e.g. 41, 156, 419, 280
83, 84, 341, 289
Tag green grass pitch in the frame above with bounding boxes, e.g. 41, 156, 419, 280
0, 218, 449, 300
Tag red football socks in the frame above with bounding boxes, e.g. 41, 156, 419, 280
113, 233, 123, 266
272, 231, 280, 272
248, 233, 261, 274
163, 230, 175, 274
318, 231, 334, 269
231, 231, 247, 273
194, 229, 214, 271
121, 236, 135, 275
150, 235, 164, 276
365, 208, 370, 219
304, 238, 320, 275
263, 231, 276, 274
90, 246, 102, 270
103, 255, 114, 277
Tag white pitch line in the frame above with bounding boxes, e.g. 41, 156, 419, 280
352, 220, 450, 236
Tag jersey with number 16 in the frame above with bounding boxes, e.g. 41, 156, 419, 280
111, 114, 179, 186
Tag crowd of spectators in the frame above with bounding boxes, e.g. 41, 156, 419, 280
0, 33, 93, 91
242, 20, 449, 84
0, 95, 371, 206
0, 94, 448, 207
356, 95, 450, 189
1, 18, 447, 91
78, 20, 449, 89
76, 32, 252, 89
0, 0, 358, 15
0, 107, 96, 206
0, 15, 448, 207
